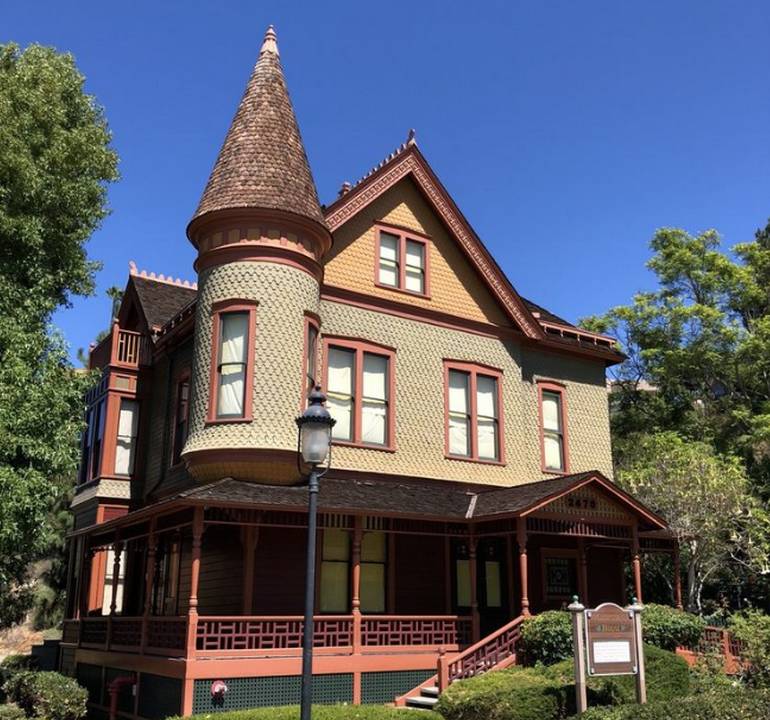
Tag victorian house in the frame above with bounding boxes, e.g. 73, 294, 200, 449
60, 27, 680, 718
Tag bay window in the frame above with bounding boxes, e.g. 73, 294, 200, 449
445, 362, 503, 462
171, 377, 190, 465
208, 301, 256, 422
91, 399, 105, 479
539, 382, 568, 473
376, 226, 429, 296
325, 339, 394, 449
114, 398, 139, 475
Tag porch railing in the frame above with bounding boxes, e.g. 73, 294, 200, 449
438, 615, 525, 690
62, 614, 472, 659
676, 626, 745, 675
88, 327, 150, 370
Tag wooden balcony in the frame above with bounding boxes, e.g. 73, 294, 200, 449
62, 614, 472, 660
89, 325, 150, 370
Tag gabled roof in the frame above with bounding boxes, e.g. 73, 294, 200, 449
189, 26, 326, 234
324, 141, 544, 339
127, 263, 197, 332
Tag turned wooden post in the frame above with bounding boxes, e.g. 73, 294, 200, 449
437, 647, 449, 692
631, 524, 643, 604
140, 519, 158, 653
516, 517, 530, 616
351, 517, 363, 654
109, 536, 123, 616
185, 507, 204, 660
469, 533, 480, 642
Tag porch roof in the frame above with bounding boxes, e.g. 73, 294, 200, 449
72, 470, 670, 538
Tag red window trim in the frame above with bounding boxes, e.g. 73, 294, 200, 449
301, 312, 321, 410
443, 360, 506, 465
206, 299, 257, 424
170, 370, 191, 467
537, 380, 570, 474
321, 336, 396, 452
374, 223, 431, 298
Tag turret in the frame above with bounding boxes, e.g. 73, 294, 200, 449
182, 26, 331, 484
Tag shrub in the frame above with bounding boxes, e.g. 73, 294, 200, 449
169, 706, 441, 720
0, 706, 26, 720
3, 671, 87, 720
435, 666, 568, 720
571, 687, 770, 720
729, 609, 770, 688
640, 604, 705, 651
518, 611, 573, 666
547, 644, 690, 709
0, 656, 37, 704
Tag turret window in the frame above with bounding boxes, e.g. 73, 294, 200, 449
324, 338, 395, 449
303, 315, 320, 404
376, 225, 429, 297
208, 300, 256, 423
444, 361, 504, 463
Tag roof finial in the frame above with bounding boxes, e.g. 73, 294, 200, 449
260, 25, 279, 57
407, 128, 416, 145
338, 181, 352, 197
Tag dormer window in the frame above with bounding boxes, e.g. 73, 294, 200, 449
376, 226, 429, 296
208, 300, 256, 423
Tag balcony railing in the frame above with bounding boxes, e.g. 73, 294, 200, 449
61, 614, 472, 659
89, 326, 150, 370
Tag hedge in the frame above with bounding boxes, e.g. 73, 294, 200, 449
435, 666, 568, 720
169, 706, 441, 720
546, 644, 690, 706
640, 604, 705, 651
0, 706, 25, 720
3, 671, 87, 720
571, 687, 770, 720
518, 611, 573, 665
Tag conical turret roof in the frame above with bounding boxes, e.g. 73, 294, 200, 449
190, 26, 325, 229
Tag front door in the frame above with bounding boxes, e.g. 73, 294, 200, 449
476, 538, 509, 636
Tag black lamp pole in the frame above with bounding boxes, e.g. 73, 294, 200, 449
296, 387, 335, 720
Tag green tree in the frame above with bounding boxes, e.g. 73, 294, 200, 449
0, 43, 118, 627
616, 432, 769, 612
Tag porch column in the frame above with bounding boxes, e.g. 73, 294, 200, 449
516, 517, 530, 617
469, 534, 480, 642
140, 519, 158, 653
506, 535, 516, 620
185, 507, 204, 660
673, 545, 683, 610
578, 539, 589, 605
241, 526, 259, 615
351, 517, 363, 655
109, 537, 124, 616
631, 524, 643, 603
73, 537, 89, 620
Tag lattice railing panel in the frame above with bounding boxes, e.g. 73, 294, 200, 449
109, 618, 142, 648
147, 618, 187, 651
62, 620, 80, 644
361, 617, 471, 647
196, 616, 353, 652
79, 618, 108, 646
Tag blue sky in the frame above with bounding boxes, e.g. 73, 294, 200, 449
4, 1, 770, 360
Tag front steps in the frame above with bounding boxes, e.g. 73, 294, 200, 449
404, 685, 439, 710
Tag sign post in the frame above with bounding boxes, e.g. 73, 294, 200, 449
571, 598, 647, 715
568, 598, 588, 715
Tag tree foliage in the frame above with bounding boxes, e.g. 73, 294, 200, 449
0, 43, 117, 627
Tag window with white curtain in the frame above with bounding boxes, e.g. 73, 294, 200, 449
114, 399, 139, 475
320, 528, 350, 613
216, 312, 249, 418
377, 228, 427, 295
541, 389, 565, 471
446, 365, 501, 461
326, 342, 392, 447
360, 531, 386, 613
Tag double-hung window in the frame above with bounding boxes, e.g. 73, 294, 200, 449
360, 531, 387, 613
445, 362, 503, 462
91, 399, 106, 479
325, 339, 394, 449
171, 377, 190, 465
376, 227, 429, 296
320, 528, 350, 613
114, 398, 139, 475
209, 301, 256, 422
539, 382, 568, 473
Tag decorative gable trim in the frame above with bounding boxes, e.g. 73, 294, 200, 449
324, 145, 544, 339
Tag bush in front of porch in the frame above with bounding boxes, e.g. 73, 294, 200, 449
169, 705, 441, 720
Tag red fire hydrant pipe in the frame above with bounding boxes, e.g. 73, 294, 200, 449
108, 675, 136, 720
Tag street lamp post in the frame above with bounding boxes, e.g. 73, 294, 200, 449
296, 386, 335, 720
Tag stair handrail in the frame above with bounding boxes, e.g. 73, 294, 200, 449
438, 614, 526, 691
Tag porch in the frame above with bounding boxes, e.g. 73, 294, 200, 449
61, 471, 679, 716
